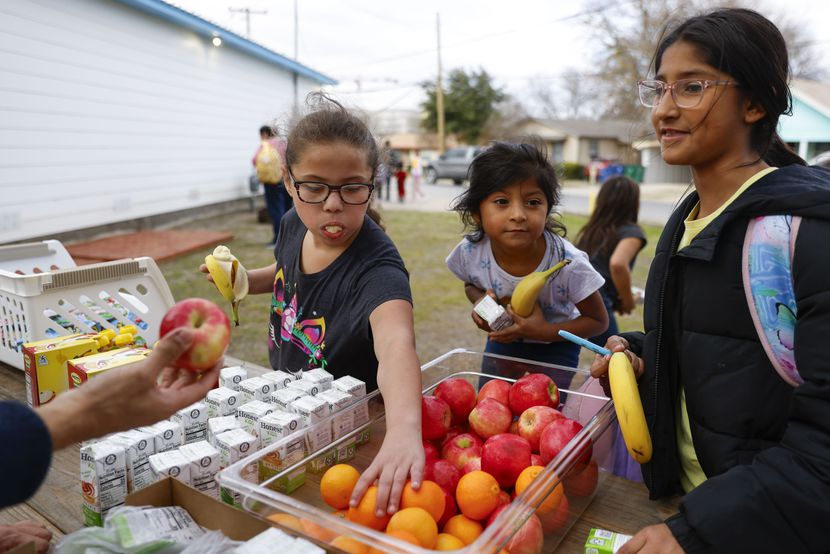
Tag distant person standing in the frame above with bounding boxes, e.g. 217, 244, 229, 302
254, 125, 291, 247
410, 150, 423, 198
395, 161, 407, 203
382, 140, 401, 202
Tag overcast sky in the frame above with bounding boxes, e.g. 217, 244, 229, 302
170, 0, 830, 114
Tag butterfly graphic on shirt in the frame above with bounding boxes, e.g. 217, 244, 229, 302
270, 267, 328, 368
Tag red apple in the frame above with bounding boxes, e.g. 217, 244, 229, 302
438, 488, 457, 528
481, 433, 532, 488
461, 456, 481, 475
159, 298, 231, 372
468, 398, 512, 439
441, 433, 483, 471
508, 373, 560, 416
435, 378, 478, 425
509, 418, 520, 436
539, 494, 570, 534
486, 505, 544, 554
423, 440, 440, 463
564, 459, 598, 498
424, 459, 461, 494
497, 490, 511, 508
518, 406, 563, 452
531, 453, 543, 466
478, 379, 511, 405
422, 395, 452, 440
441, 426, 465, 449
539, 417, 592, 467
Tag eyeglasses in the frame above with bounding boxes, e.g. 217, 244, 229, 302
637, 79, 740, 109
287, 167, 374, 205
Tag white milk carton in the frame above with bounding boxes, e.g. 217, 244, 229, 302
291, 395, 332, 473
259, 370, 296, 390
302, 368, 333, 392
108, 429, 155, 493
141, 420, 183, 453
236, 400, 276, 438
216, 428, 259, 507
148, 450, 191, 486
318, 389, 356, 463
259, 411, 304, 448
208, 415, 241, 447
80, 440, 127, 526
270, 387, 307, 411
172, 401, 208, 444
333, 376, 370, 445
205, 387, 242, 418
179, 440, 220, 498
238, 377, 273, 403
219, 365, 248, 391
287, 379, 320, 397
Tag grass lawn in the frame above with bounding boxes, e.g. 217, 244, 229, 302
162, 208, 662, 369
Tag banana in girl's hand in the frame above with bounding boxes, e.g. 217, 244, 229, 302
204, 245, 249, 326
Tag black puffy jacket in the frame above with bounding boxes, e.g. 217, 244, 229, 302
622, 165, 830, 553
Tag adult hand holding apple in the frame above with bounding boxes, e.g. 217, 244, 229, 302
159, 298, 231, 372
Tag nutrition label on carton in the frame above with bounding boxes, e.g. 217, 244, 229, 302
111, 507, 205, 547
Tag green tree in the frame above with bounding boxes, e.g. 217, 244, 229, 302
421, 68, 506, 144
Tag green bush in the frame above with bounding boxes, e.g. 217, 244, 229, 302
560, 162, 585, 180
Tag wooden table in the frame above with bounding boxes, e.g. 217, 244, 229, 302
0, 360, 678, 552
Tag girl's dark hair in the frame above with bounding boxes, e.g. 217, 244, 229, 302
575, 176, 640, 257
452, 140, 566, 243
259, 125, 275, 137
654, 8, 805, 167
284, 93, 383, 226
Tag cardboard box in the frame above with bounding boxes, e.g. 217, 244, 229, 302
67, 346, 152, 388
23, 333, 102, 407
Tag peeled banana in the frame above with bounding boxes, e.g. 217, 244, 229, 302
510, 259, 572, 317
608, 352, 652, 464
204, 245, 249, 326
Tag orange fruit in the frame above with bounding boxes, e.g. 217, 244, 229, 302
266, 512, 302, 532
369, 530, 421, 554
321, 464, 361, 509
442, 514, 483, 545
347, 485, 391, 531
330, 535, 371, 554
455, 470, 501, 521
300, 517, 338, 542
435, 532, 466, 550
400, 480, 445, 522
514, 465, 563, 514
386, 507, 439, 549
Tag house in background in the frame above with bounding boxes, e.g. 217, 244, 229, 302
0, 0, 335, 244
514, 118, 646, 165
370, 108, 447, 163
781, 79, 830, 161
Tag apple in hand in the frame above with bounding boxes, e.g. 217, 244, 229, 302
422, 395, 452, 440
468, 398, 512, 439
518, 405, 563, 452
508, 373, 560, 416
159, 297, 230, 372
435, 377, 478, 425
481, 433, 532, 488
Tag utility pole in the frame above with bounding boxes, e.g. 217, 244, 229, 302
292, 0, 299, 114
435, 13, 446, 154
229, 7, 267, 38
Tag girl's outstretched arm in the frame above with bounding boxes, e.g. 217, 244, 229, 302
350, 299, 424, 517
609, 237, 645, 315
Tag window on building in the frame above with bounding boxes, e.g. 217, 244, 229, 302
589, 139, 599, 159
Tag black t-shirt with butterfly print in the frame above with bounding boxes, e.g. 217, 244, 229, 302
268, 209, 412, 391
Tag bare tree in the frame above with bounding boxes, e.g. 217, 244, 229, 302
481, 96, 532, 142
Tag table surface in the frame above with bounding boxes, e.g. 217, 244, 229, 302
0, 359, 679, 552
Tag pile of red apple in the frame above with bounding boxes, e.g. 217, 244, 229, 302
421, 374, 599, 553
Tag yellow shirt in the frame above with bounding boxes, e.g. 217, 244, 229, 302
676, 167, 777, 493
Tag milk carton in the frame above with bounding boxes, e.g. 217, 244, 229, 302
270, 387, 307, 411
148, 450, 191, 486
108, 429, 155, 493
259, 411, 304, 448
205, 387, 242, 418
302, 368, 333, 392
215, 428, 259, 507
287, 379, 320, 397
333, 376, 370, 445
291, 395, 332, 473
259, 370, 296, 390
179, 441, 220, 498
236, 400, 275, 438
171, 401, 208, 444
318, 389, 356, 463
219, 365, 248, 391
208, 415, 241, 446
141, 420, 183, 453
238, 377, 273, 403
80, 440, 128, 526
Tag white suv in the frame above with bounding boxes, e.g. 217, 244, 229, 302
424, 146, 483, 185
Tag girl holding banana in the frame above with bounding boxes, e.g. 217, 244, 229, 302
591, 9, 830, 553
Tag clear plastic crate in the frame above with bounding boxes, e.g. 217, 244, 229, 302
0, 254, 175, 369
218, 349, 617, 554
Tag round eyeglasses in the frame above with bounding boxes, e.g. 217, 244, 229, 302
287, 167, 374, 205
638, 79, 740, 109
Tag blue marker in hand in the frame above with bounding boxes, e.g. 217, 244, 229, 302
558, 330, 611, 357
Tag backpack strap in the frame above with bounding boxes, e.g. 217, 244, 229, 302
742, 215, 803, 386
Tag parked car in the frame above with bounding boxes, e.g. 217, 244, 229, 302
424, 146, 483, 185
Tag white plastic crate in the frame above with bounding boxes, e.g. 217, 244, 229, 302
0, 256, 175, 369
0, 240, 76, 274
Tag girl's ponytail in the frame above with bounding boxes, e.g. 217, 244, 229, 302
763, 133, 806, 167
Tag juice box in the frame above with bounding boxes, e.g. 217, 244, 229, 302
585, 528, 633, 553
23, 333, 102, 407
80, 440, 127, 526
179, 440, 220, 498
257, 430, 307, 495
107, 429, 155, 493
333, 376, 370, 445
238, 377, 273, 403
67, 347, 152, 388
148, 450, 191, 486
208, 415, 241, 447
302, 368, 333, 392
141, 420, 183, 453
270, 387, 307, 411
216, 428, 259, 507
259, 411, 304, 448
171, 402, 208, 444
259, 370, 296, 390
236, 400, 275, 438
287, 379, 320, 397
318, 389, 356, 463
205, 387, 242, 418
219, 365, 248, 391
291, 396, 332, 473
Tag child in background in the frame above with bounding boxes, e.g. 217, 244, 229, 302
410, 150, 423, 198
394, 161, 407, 203
203, 94, 423, 516
446, 142, 608, 385
575, 176, 646, 348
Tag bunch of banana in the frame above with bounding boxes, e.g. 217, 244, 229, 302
204, 245, 249, 326
608, 352, 652, 463
510, 259, 572, 317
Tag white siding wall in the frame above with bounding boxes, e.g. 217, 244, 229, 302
0, 0, 320, 243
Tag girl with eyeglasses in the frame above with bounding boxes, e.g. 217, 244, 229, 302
222, 94, 424, 517
590, 9, 830, 553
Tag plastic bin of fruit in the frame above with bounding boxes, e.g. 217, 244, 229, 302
218, 349, 617, 554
